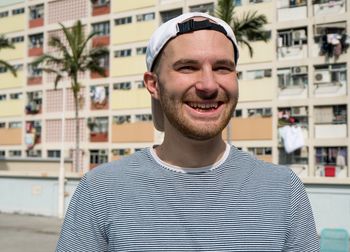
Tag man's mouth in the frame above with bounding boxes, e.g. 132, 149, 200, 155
187, 102, 222, 112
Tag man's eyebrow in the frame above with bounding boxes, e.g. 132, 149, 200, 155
214, 59, 236, 69
172, 59, 199, 67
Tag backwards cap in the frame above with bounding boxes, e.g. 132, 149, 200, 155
145, 12, 239, 131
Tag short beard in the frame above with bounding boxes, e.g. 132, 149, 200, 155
158, 81, 237, 141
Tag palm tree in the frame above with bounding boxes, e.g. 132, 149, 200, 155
33, 20, 109, 171
216, 0, 269, 57
0, 35, 17, 77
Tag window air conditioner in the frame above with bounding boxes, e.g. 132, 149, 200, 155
292, 66, 307, 74
291, 107, 307, 116
293, 30, 306, 40
314, 70, 331, 83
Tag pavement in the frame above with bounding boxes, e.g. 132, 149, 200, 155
0, 212, 63, 252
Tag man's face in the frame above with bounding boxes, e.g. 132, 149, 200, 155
155, 29, 239, 141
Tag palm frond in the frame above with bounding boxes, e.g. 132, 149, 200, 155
0, 59, 17, 77
215, 0, 235, 26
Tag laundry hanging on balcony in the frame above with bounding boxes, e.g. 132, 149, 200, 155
320, 33, 349, 57
279, 125, 304, 153
91, 86, 106, 104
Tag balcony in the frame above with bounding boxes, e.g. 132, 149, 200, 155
29, 4, 44, 28
90, 132, 108, 142
0, 128, 22, 145
278, 66, 308, 100
90, 68, 109, 79
88, 117, 108, 142
277, 0, 307, 21
28, 47, 43, 57
313, 0, 345, 16
314, 105, 347, 139
25, 121, 42, 149
223, 117, 273, 141
90, 86, 109, 110
92, 2, 110, 16
25, 101, 42, 115
92, 35, 110, 47
29, 18, 44, 28
313, 64, 347, 97
316, 165, 347, 178
27, 76, 42, 85
239, 77, 274, 102
112, 121, 154, 143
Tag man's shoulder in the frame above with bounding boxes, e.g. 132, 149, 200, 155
85, 148, 149, 182
229, 146, 292, 182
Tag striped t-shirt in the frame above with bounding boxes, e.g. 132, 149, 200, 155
56, 145, 319, 251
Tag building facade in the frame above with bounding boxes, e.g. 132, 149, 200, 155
0, 0, 349, 185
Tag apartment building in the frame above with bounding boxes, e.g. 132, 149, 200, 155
0, 0, 349, 183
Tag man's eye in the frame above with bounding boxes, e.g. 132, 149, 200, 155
214, 66, 235, 73
177, 66, 196, 72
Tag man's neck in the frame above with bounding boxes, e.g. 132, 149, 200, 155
155, 131, 227, 168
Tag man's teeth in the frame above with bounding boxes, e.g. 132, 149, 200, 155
189, 102, 218, 109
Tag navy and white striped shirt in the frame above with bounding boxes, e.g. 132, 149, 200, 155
57, 146, 319, 251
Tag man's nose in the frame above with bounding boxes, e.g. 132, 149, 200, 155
195, 67, 218, 95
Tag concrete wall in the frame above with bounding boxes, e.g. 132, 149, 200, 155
0, 176, 349, 235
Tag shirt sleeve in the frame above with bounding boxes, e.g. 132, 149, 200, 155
283, 171, 320, 251
56, 175, 108, 252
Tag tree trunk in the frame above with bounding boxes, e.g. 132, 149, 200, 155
73, 81, 80, 172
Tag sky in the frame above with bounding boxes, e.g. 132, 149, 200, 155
0, 0, 24, 8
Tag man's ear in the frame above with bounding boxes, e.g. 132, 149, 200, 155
144, 71, 160, 100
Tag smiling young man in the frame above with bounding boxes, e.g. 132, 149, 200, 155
56, 13, 319, 251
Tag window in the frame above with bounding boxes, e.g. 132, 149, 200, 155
113, 82, 131, 90
136, 47, 147, 55
160, 9, 182, 23
0, 122, 6, 128
246, 69, 272, 80
11, 36, 24, 43
114, 16, 132, 25
136, 12, 155, 22
92, 0, 110, 6
135, 114, 152, 122
248, 147, 272, 156
0, 11, 9, 18
112, 148, 131, 156
10, 93, 22, 100
92, 21, 110, 36
315, 147, 347, 165
9, 150, 21, 157
135, 80, 145, 89
113, 115, 131, 124
27, 149, 42, 158
12, 8, 25, 15
0, 150, 5, 158
88, 117, 108, 133
14, 64, 23, 71
9, 121, 22, 128
90, 149, 108, 165
279, 147, 308, 165
29, 4, 44, 20
277, 28, 307, 47
0, 94, 6, 101
48, 150, 61, 158
234, 109, 242, 117
314, 63, 346, 85
28, 64, 42, 77
114, 49, 131, 58
29, 33, 44, 48
278, 66, 308, 89
0, 66, 8, 73
190, 3, 214, 15
314, 105, 347, 124
248, 108, 272, 117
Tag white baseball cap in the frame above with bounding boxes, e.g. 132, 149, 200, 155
145, 12, 239, 132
